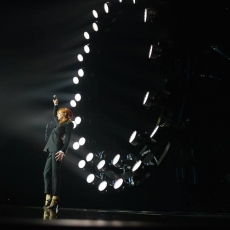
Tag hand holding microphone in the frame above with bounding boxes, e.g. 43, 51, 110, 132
53, 95, 58, 106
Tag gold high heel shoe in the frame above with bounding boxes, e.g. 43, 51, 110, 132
43, 197, 51, 209
48, 196, 60, 210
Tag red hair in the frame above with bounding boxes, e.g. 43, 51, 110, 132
57, 108, 73, 124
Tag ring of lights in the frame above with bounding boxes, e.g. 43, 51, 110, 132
69, 1, 179, 193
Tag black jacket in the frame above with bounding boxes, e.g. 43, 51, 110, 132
43, 105, 73, 153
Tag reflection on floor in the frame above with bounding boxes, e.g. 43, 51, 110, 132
1, 205, 230, 229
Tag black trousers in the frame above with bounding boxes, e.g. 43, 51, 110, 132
43, 151, 62, 196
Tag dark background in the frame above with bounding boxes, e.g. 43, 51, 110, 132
0, 0, 229, 212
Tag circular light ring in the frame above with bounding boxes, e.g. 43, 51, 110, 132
73, 2, 163, 191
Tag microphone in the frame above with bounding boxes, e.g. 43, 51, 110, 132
53, 95, 57, 100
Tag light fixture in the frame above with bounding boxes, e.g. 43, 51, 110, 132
92, 22, 99, 32
129, 131, 150, 146
73, 142, 80, 150
131, 160, 142, 172
75, 93, 81, 102
77, 54, 84, 62
79, 137, 86, 146
148, 42, 162, 61
78, 68, 85, 77
77, 159, 86, 169
90, 153, 106, 171
86, 152, 94, 162
143, 91, 159, 109
86, 173, 95, 183
73, 76, 79, 84
144, 8, 157, 23
104, 2, 111, 13
150, 115, 169, 142
84, 44, 91, 53
70, 100, 77, 107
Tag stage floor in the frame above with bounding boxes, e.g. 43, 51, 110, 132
1, 205, 230, 229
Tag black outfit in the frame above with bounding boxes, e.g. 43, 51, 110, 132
43, 105, 73, 196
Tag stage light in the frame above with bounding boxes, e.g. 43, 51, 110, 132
111, 153, 121, 168
73, 76, 79, 84
77, 54, 84, 62
75, 116, 81, 125
84, 44, 90, 53
70, 100, 77, 107
129, 131, 149, 146
113, 178, 123, 189
72, 121, 77, 129
75, 93, 81, 102
97, 159, 106, 171
143, 90, 162, 109
90, 153, 106, 171
78, 159, 86, 169
92, 10, 98, 18
84, 32, 90, 40
148, 42, 162, 61
131, 160, 142, 172
98, 181, 108, 192
78, 68, 84, 77
144, 8, 157, 23
86, 152, 94, 162
73, 142, 80, 150
79, 137, 86, 146
92, 22, 99, 32
86, 173, 95, 183
150, 116, 170, 143
104, 2, 111, 13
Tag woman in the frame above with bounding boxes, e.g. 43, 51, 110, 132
43, 97, 74, 209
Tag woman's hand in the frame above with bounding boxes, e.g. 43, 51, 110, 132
53, 98, 58, 105
55, 151, 65, 161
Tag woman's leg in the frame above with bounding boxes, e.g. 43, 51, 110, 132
48, 152, 62, 209
43, 152, 52, 195
51, 152, 62, 196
